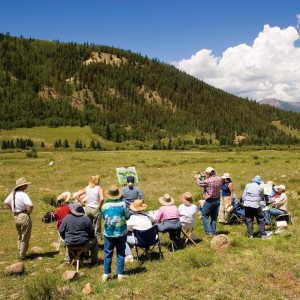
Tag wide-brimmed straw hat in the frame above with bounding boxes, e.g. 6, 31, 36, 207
129, 199, 147, 212
105, 184, 123, 200
159, 193, 175, 206
14, 178, 31, 190
221, 173, 231, 179
69, 202, 85, 216
57, 191, 71, 202
180, 192, 194, 205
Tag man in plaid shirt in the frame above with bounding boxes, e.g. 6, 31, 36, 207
194, 167, 222, 236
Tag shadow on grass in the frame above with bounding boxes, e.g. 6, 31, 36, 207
27, 251, 59, 260
126, 265, 147, 275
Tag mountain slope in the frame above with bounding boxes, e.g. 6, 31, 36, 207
0, 33, 299, 145
259, 98, 300, 113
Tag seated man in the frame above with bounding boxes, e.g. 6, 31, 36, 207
124, 199, 155, 262
178, 192, 197, 230
59, 202, 98, 266
122, 176, 144, 207
264, 185, 288, 225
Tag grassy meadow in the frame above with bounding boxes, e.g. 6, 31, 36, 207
0, 149, 300, 300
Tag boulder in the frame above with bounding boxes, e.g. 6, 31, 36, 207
62, 270, 78, 281
82, 283, 92, 295
4, 262, 25, 275
30, 246, 44, 254
210, 234, 233, 251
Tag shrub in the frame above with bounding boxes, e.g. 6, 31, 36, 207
26, 148, 37, 158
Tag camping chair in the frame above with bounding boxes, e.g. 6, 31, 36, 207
133, 225, 163, 262
229, 208, 245, 224
67, 244, 87, 272
181, 227, 197, 246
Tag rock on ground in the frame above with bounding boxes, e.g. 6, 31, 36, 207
210, 234, 233, 251
4, 262, 25, 275
30, 246, 44, 254
62, 271, 78, 281
82, 283, 92, 295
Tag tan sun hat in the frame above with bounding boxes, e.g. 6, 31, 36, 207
278, 185, 286, 191
14, 178, 31, 190
159, 193, 175, 206
105, 184, 123, 200
129, 199, 147, 212
180, 192, 194, 205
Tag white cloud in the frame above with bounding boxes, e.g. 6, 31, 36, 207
173, 24, 300, 102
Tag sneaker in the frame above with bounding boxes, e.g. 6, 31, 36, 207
102, 274, 111, 282
117, 274, 127, 281
125, 255, 134, 263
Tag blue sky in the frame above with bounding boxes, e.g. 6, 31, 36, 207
1, 0, 300, 102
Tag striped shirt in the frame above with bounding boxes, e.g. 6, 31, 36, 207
102, 199, 130, 238
196, 175, 222, 200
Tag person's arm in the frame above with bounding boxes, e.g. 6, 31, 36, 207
274, 194, 286, 207
137, 188, 145, 201
27, 205, 33, 214
98, 187, 104, 210
3, 203, 11, 210
229, 182, 234, 203
59, 218, 67, 239
75, 187, 86, 202
194, 176, 207, 187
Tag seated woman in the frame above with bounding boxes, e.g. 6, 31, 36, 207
264, 185, 288, 225
54, 192, 71, 230
157, 193, 182, 239
125, 199, 155, 262
178, 192, 197, 230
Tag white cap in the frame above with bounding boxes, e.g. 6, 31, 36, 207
278, 185, 286, 190
205, 167, 215, 174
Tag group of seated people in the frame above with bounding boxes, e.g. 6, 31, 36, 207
54, 175, 199, 280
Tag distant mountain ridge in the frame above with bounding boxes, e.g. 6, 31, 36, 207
259, 98, 300, 113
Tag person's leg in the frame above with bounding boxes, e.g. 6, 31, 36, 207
103, 236, 114, 275
264, 210, 271, 225
223, 196, 232, 223
255, 208, 267, 236
91, 208, 101, 241
201, 201, 213, 235
116, 235, 127, 276
244, 207, 254, 237
210, 200, 220, 235
218, 196, 226, 223
125, 233, 134, 256
19, 214, 32, 259
270, 208, 285, 219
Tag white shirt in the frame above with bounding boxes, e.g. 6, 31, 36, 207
178, 203, 198, 230
4, 190, 33, 212
126, 213, 153, 231
85, 186, 100, 208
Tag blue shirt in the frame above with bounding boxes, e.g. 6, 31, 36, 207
242, 182, 263, 208
121, 186, 144, 206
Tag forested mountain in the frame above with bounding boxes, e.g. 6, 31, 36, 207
0, 33, 299, 146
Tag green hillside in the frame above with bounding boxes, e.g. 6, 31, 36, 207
0, 33, 299, 146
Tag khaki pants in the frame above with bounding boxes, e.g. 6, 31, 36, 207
14, 213, 32, 260
84, 206, 101, 240
218, 196, 231, 223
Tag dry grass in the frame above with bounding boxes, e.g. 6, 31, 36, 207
0, 150, 300, 299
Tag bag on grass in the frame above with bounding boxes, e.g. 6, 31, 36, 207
42, 212, 55, 223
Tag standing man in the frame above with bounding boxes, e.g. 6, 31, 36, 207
3, 178, 33, 261
242, 175, 269, 239
194, 167, 222, 236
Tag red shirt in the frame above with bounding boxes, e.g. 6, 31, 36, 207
54, 205, 70, 229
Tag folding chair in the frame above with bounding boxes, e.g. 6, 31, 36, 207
67, 244, 87, 272
163, 228, 181, 252
56, 231, 63, 251
181, 228, 197, 246
133, 225, 163, 262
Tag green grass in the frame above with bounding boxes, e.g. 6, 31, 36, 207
0, 150, 300, 299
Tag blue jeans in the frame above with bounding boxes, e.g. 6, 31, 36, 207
104, 235, 126, 275
201, 199, 220, 235
125, 233, 135, 256
264, 208, 286, 224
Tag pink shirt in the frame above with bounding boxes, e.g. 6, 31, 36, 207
157, 205, 180, 223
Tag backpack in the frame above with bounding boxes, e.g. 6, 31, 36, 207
42, 212, 55, 223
